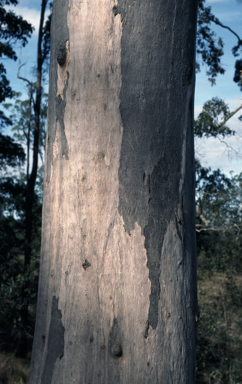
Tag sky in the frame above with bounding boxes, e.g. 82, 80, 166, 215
4, 0, 51, 92
2, 0, 242, 176
195, 0, 242, 175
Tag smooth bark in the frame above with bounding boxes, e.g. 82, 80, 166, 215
30, 0, 198, 382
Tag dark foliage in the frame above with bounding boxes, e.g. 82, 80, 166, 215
195, 163, 242, 382
41, 12, 51, 69
0, 133, 25, 168
0, 0, 51, 357
194, 97, 234, 138
0, 0, 34, 167
0, 0, 33, 106
196, 162, 242, 271
197, 0, 242, 87
0, 176, 41, 353
197, 0, 225, 85
234, 59, 242, 91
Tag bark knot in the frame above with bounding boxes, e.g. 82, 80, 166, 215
82, 259, 91, 270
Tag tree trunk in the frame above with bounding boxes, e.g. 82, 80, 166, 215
30, 0, 198, 382
24, 0, 47, 269
16, 0, 47, 359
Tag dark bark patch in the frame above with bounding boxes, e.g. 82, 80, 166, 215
46, 0, 69, 183
112, 344, 122, 357
144, 157, 180, 330
118, 0, 186, 333
143, 172, 150, 194
82, 259, 91, 270
57, 40, 67, 66
182, 61, 194, 87
109, 318, 122, 358
112, 5, 121, 17
41, 296, 65, 384
143, 320, 149, 338
55, 72, 69, 160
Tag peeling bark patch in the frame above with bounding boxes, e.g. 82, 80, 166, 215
55, 73, 69, 160
56, 41, 70, 100
46, 0, 69, 184
112, 5, 121, 17
57, 40, 67, 66
144, 157, 180, 330
41, 297, 65, 384
82, 259, 91, 270
118, 0, 184, 331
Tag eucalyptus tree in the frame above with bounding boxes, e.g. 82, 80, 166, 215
30, 0, 198, 382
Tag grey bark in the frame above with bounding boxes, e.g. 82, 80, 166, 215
29, 0, 198, 382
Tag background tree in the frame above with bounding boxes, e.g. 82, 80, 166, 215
194, 3, 242, 378
0, 0, 33, 106
0, 0, 51, 359
13, 0, 50, 357
0, 171, 43, 354
195, 163, 242, 382
194, 7, 242, 372
0, 0, 33, 171
196, 0, 242, 87
0, 88, 47, 356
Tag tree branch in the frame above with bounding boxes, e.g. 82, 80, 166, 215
17, 57, 32, 87
196, 190, 213, 196
211, 16, 242, 45
17, 56, 35, 107
196, 224, 242, 233
217, 136, 242, 158
219, 103, 242, 128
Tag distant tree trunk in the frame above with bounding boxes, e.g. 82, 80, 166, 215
30, 0, 198, 382
16, 0, 48, 358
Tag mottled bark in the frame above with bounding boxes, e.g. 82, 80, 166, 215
30, 0, 198, 382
